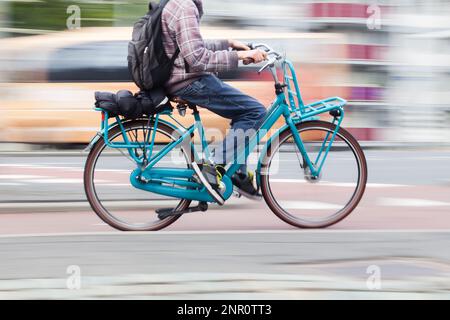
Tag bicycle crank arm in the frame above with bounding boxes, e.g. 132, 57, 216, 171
156, 202, 208, 220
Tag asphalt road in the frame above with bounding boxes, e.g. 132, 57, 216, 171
0, 149, 450, 233
0, 231, 449, 299
0, 149, 449, 299
1, 149, 450, 203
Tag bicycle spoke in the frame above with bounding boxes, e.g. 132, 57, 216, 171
116, 147, 139, 166
293, 140, 304, 170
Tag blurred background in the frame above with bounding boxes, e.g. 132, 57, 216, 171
0, 1, 450, 299
0, 0, 449, 146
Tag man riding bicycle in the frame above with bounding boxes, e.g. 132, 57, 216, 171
86, 0, 366, 231
161, 0, 268, 200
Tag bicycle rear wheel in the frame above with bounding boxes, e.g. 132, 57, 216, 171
260, 121, 367, 228
84, 119, 192, 231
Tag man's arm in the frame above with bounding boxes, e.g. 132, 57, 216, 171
204, 40, 251, 52
204, 39, 229, 52
172, 4, 238, 73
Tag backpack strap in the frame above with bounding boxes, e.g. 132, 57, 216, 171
148, 1, 158, 11
171, 47, 180, 63
150, 0, 170, 11
155, 0, 180, 64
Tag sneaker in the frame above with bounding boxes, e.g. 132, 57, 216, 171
231, 171, 262, 201
201, 163, 222, 189
191, 162, 225, 205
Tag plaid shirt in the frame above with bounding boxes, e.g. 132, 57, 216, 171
161, 0, 239, 94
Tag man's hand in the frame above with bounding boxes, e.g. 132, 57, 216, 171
237, 49, 268, 65
228, 39, 251, 51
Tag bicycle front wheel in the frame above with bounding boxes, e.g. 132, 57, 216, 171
260, 121, 367, 228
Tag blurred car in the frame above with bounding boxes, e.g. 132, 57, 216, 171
0, 27, 347, 144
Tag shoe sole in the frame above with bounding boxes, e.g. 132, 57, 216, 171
191, 162, 225, 206
233, 186, 263, 202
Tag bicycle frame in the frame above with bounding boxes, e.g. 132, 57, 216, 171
89, 58, 347, 203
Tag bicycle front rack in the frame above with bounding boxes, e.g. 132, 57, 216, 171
282, 60, 347, 121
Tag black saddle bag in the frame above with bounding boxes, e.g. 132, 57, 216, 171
95, 88, 171, 119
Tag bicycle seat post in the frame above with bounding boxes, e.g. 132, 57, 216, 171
189, 104, 199, 115
177, 104, 187, 117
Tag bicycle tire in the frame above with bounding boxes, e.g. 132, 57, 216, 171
84, 119, 192, 231
260, 120, 367, 228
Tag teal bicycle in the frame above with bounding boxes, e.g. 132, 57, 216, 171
84, 43, 367, 231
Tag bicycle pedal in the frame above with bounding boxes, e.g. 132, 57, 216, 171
157, 202, 208, 220
232, 190, 242, 198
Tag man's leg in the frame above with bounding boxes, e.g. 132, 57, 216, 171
175, 75, 267, 170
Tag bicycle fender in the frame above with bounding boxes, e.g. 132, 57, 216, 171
83, 131, 103, 152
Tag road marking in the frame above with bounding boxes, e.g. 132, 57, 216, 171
22, 179, 86, 184
32, 162, 81, 165
0, 172, 406, 189
2, 270, 448, 299
278, 200, 341, 210
270, 179, 306, 183
0, 164, 32, 167
270, 179, 407, 188
0, 164, 84, 171
379, 198, 450, 207
96, 169, 130, 173
0, 175, 47, 179
0, 199, 181, 210
365, 183, 408, 188
0, 229, 450, 239
22, 179, 113, 184
0, 202, 90, 209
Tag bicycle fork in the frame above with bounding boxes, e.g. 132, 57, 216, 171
284, 109, 344, 178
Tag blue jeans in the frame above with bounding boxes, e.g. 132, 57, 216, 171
174, 75, 267, 172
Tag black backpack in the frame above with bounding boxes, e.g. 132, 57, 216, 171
127, 0, 179, 91
95, 1, 177, 119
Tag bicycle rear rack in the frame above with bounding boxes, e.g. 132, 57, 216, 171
90, 108, 177, 165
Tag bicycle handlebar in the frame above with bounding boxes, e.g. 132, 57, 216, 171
247, 42, 283, 73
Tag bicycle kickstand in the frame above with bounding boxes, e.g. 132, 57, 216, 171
156, 202, 208, 220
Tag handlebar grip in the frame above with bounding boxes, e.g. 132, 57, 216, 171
243, 58, 254, 65
232, 46, 254, 65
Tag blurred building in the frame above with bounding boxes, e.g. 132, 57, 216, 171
0, 0, 449, 145
386, 3, 450, 143
204, 0, 450, 143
